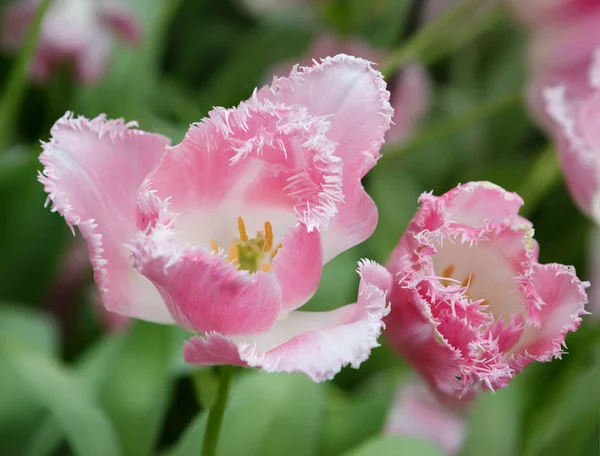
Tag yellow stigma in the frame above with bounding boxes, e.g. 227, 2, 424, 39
210, 216, 281, 274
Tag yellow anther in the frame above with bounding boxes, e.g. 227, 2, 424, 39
442, 265, 455, 279
210, 240, 220, 253
237, 216, 248, 241
263, 221, 274, 252
271, 242, 283, 259
261, 263, 272, 272
228, 244, 239, 264
461, 273, 475, 289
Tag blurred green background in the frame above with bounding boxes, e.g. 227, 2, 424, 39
0, 0, 598, 455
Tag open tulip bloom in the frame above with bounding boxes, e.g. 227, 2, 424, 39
39, 54, 394, 381
385, 182, 589, 399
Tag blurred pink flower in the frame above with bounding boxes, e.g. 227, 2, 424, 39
508, 0, 600, 129
1, 0, 140, 84
508, 0, 599, 26
385, 182, 588, 399
544, 51, 600, 222
269, 35, 430, 145
39, 55, 394, 381
385, 376, 467, 455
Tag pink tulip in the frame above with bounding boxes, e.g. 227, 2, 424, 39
1, 0, 140, 84
385, 376, 467, 455
268, 34, 430, 145
544, 51, 600, 222
385, 182, 588, 399
39, 55, 394, 380
507, 0, 600, 129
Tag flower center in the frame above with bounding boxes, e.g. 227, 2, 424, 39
210, 216, 281, 273
441, 265, 489, 306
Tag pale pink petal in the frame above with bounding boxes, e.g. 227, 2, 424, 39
387, 64, 431, 143
100, 1, 141, 44
74, 32, 111, 84
272, 226, 323, 314
38, 112, 173, 323
508, 0, 599, 26
183, 260, 392, 381
385, 377, 468, 455
439, 181, 524, 228
261, 54, 394, 262
510, 263, 589, 370
544, 85, 600, 222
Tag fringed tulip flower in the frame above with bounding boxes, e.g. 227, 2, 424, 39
385, 182, 588, 399
268, 34, 430, 145
385, 376, 467, 455
544, 51, 600, 222
39, 55, 394, 381
1, 0, 140, 84
507, 0, 600, 129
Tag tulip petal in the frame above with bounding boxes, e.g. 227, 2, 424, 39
39, 113, 173, 323
262, 54, 394, 261
183, 260, 391, 381
386, 377, 468, 455
130, 190, 282, 335
511, 263, 589, 370
272, 226, 323, 314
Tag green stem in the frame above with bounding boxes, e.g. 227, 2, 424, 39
518, 145, 562, 217
202, 366, 235, 456
381, 0, 480, 77
382, 89, 522, 162
0, 0, 53, 150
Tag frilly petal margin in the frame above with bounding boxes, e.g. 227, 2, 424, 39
261, 54, 394, 262
38, 112, 174, 323
510, 263, 589, 371
182, 260, 392, 381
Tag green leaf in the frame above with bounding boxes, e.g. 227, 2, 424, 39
26, 322, 173, 456
460, 375, 524, 456
96, 321, 173, 456
320, 371, 399, 455
0, 152, 68, 303
0, 336, 121, 456
344, 436, 444, 456
522, 346, 600, 456
0, 305, 59, 455
171, 371, 324, 456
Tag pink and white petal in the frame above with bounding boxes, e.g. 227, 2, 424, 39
510, 263, 589, 369
100, 1, 141, 44
140, 100, 341, 239
272, 226, 323, 314
38, 112, 173, 323
385, 377, 468, 455
131, 232, 283, 335
441, 181, 524, 228
262, 55, 393, 260
545, 85, 600, 221
183, 260, 392, 380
